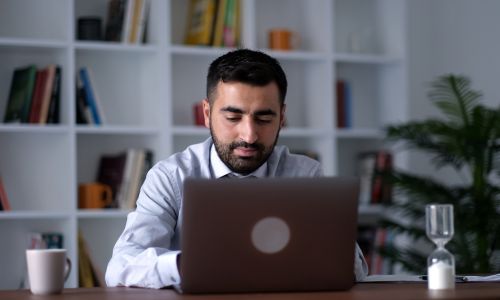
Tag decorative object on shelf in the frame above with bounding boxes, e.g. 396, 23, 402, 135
268, 28, 299, 51
379, 74, 500, 274
78, 183, 113, 209
426, 204, 455, 290
77, 17, 103, 41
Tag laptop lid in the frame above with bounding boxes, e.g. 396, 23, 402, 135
179, 177, 359, 294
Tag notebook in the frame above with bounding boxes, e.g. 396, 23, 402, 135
177, 177, 360, 294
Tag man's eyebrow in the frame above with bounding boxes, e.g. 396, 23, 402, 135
253, 109, 277, 116
220, 106, 277, 116
220, 106, 244, 114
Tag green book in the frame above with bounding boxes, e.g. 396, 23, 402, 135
3, 65, 37, 123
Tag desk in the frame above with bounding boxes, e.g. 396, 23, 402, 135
1, 283, 499, 300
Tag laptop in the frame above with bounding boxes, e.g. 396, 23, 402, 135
177, 177, 360, 294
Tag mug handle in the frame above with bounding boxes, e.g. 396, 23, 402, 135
64, 257, 72, 282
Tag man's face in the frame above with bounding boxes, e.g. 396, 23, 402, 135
203, 81, 286, 174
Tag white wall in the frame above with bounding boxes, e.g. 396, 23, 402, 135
407, 0, 500, 178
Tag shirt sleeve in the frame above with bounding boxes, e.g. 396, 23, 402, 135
105, 165, 182, 289
354, 242, 369, 281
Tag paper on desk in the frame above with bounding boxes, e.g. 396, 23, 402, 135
362, 274, 500, 283
463, 274, 500, 282
362, 275, 424, 282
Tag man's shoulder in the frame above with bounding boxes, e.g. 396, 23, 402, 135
270, 145, 322, 177
152, 138, 212, 177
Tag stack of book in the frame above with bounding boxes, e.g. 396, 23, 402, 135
357, 226, 394, 275
76, 67, 106, 125
357, 150, 393, 205
3, 64, 61, 124
96, 148, 153, 210
184, 0, 240, 47
104, 0, 150, 44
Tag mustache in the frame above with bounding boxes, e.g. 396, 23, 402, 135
229, 141, 264, 151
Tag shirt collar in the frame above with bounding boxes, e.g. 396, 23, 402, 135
210, 144, 267, 179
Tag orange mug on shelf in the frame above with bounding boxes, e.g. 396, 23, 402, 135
268, 28, 299, 51
78, 183, 113, 209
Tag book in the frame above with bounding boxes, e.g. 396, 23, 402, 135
135, 0, 149, 44
121, 0, 135, 43
222, 0, 237, 47
37, 65, 56, 124
193, 101, 205, 126
4, 65, 37, 123
0, 176, 11, 211
46, 66, 62, 124
104, 0, 126, 42
79, 67, 106, 125
184, 0, 218, 45
76, 77, 91, 124
28, 70, 44, 123
211, 0, 227, 47
357, 152, 377, 206
336, 79, 352, 128
78, 231, 104, 287
371, 150, 393, 204
125, 149, 146, 209
96, 152, 128, 208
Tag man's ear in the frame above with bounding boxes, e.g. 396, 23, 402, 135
203, 99, 210, 128
280, 104, 286, 128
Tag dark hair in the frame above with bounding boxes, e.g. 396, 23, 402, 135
206, 49, 287, 105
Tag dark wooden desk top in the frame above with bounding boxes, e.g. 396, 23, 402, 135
1, 283, 499, 299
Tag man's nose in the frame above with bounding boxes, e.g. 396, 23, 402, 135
239, 119, 258, 144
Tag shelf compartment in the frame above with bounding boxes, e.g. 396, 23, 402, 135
0, 0, 70, 41
76, 134, 161, 184
254, 0, 333, 52
78, 218, 127, 285
75, 50, 163, 127
0, 132, 73, 211
0, 46, 70, 126
334, 0, 405, 57
0, 218, 75, 289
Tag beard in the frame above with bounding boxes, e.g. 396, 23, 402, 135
210, 127, 280, 175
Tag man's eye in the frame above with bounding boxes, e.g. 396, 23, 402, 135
256, 118, 272, 124
226, 117, 241, 122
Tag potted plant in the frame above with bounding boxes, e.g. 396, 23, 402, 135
379, 74, 500, 274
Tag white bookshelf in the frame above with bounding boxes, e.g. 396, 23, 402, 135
0, 0, 408, 288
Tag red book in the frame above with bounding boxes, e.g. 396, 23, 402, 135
0, 176, 11, 211
193, 101, 205, 126
336, 80, 346, 128
28, 70, 44, 123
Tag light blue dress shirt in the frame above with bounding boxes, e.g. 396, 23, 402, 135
105, 137, 368, 288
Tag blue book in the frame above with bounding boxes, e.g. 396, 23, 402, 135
79, 68, 102, 125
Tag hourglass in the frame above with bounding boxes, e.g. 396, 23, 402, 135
426, 204, 455, 290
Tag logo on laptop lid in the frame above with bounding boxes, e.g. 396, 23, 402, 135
251, 217, 290, 254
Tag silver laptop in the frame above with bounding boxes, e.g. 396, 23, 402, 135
177, 177, 360, 294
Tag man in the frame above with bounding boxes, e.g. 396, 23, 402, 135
105, 49, 368, 288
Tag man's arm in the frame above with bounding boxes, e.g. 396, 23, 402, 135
105, 165, 182, 289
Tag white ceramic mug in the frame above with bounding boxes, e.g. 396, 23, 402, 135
26, 249, 72, 295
